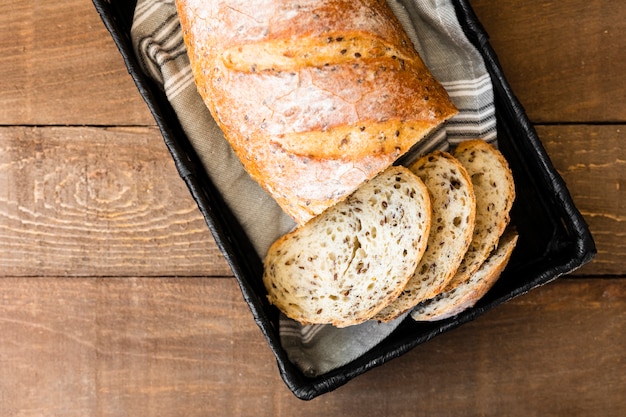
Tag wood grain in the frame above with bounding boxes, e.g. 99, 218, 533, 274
471, 0, 626, 124
1, 0, 624, 126
0, 126, 231, 277
0, 0, 152, 126
2, 124, 620, 278
0, 0, 624, 413
537, 124, 625, 275
0, 277, 624, 416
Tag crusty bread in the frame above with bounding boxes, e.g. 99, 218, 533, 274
262, 166, 431, 327
375, 151, 476, 322
443, 140, 515, 292
176, 0, 457, 225
411, 230, 518, 321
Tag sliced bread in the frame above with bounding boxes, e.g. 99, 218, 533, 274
374, 151, 476, 322
443, 139, 515, 292
262, 166, 432, 328
411, 229, 519, 321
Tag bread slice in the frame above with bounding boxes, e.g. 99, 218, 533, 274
411, 229, 518, 321
374, 151, 476, 322
444, 140, 515, 292
262, 166, 431, 328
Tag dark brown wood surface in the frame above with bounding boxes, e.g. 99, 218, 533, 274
0, 0, 624, 415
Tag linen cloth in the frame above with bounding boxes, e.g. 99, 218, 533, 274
131, 0, 496, 377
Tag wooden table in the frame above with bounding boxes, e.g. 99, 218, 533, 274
1, 1, 624, 415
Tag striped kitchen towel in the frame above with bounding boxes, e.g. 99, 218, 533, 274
131, 0, 496, 377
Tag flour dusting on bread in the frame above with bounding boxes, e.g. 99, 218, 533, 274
176, 0, 457, 225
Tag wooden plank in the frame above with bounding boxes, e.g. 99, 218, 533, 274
537, 124, 626, 275
0, 0, 152, 126
1, 124, 620, 277
0, 278, 98, 417
2, 0, 624, 126
0, 126, 231, 277
0, 277, 624, 416
470, 0, 626, 123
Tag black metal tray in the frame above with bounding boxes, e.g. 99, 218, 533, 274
92, 0, 596, 400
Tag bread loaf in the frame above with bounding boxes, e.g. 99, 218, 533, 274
375, 151, 476, 322
176, 0, 458, 225
262, 166, 431, 327
411, 229, 518, 321
443, 140, 515, 292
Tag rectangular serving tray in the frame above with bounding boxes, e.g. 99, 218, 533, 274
93, 0, 596, 400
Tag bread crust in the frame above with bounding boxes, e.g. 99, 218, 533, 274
176, 0, 457, 224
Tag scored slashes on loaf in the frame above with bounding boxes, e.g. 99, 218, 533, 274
176, 0, 458, 225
